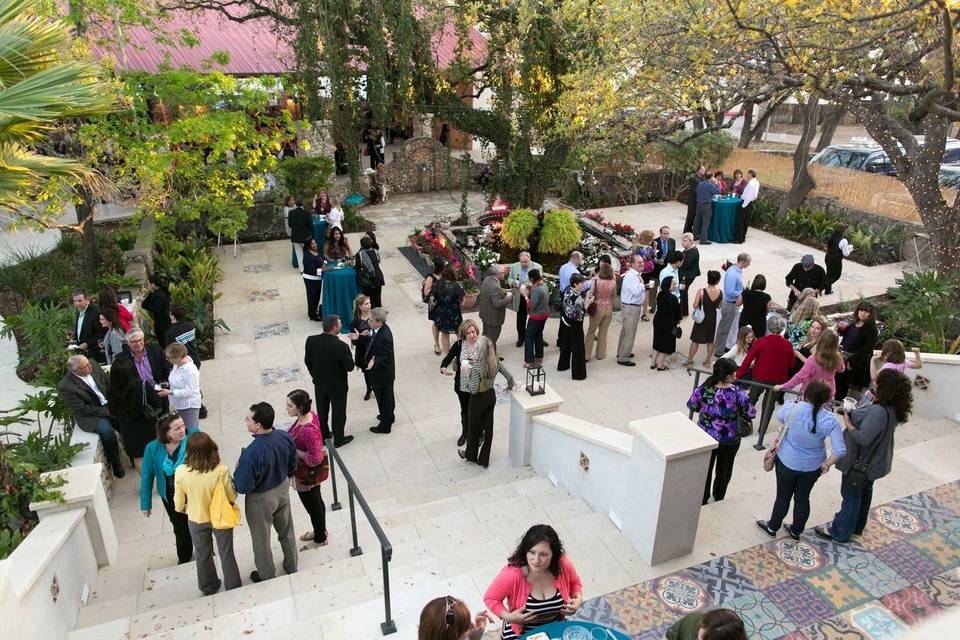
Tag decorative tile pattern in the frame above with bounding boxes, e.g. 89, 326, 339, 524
836, 552, 910, 598
247, 289, 280, 302
880, 586, 940, 626
579, 481, 960, 640
770, 248, 802, 260
260, 366, 301, 386
243, 264, 272, 273
254, 321, 290, 339
390, 272, 422, 283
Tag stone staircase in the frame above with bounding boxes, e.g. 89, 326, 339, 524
68, 464, 638, 640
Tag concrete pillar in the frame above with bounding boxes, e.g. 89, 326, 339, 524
508, 385, 564, 466
31, 463, 117, 567
622, 412, 718, 565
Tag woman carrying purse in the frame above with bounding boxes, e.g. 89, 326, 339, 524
285, 389, 329, 546
816, 369, 912, 543
174, 432, 242, 595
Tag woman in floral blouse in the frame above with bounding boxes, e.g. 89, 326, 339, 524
687, 358, 756, 505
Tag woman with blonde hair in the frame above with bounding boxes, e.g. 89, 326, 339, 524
785, 295, 821, 348
174, 431, 242, 594
441, 319, 482, 447
794, 316, 829, 366
158, 343, 202, 429
721, 326, 755, 366
418, 596, 492, 640
459, 336, 515, 467
776, 327, 845, 398
584, 261, 616, 361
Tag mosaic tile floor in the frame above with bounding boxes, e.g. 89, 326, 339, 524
572, 480, 960, 640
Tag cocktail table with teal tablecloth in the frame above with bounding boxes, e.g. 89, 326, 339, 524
708, 196, 742, 243
321, 263, 357, 333
313, 218, 329, 246
520, 621, 630, 640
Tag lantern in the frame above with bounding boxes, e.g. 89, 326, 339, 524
526, 365, 545, 396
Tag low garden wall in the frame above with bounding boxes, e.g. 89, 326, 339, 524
385, 137, 483, 194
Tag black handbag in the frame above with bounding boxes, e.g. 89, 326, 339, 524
141, 381, 163, 421
671, 325, 683, 339
736, 412, 754, 438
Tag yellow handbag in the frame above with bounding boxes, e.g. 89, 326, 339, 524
210, 469, 241, 529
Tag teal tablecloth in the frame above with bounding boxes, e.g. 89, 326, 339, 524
709, 196, 742, 243
313, 219, 329, 246
521, 621, 630, 640
321, 264, 357, 333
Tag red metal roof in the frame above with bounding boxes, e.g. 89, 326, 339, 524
92, 10, 487, 76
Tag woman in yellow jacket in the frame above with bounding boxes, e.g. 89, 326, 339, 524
174, 432, 242, 594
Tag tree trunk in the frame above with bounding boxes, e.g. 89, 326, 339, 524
76, 185, 98, 280
750, 99, 782, 144
815, 104, 846, 152
738, 100, 755, 148
778, 97, 819, 215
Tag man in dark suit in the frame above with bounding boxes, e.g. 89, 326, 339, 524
650, 226, 677, 311
364, 307, 395, 434
123, 328, 170, 386
58, 354, 124, 477
304, 315, 357, 447
288, 200, 313, 272
71, 289, 104, 361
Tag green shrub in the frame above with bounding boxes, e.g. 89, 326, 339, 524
342, 204, 370, 233
655, 131, 735, 175
0, 447, 66, 559
885, 270, 957, 353
539, 209, 582, 255
0, 303, 73, 373
275, 156, 334, 201
500, 208, 540, 249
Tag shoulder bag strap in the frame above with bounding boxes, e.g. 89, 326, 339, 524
772, 399, 800, 450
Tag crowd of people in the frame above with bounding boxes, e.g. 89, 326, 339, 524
50, 174, 930, 640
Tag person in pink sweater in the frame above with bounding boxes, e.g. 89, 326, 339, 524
776, 328, 845, 398
483, 525, 583, 640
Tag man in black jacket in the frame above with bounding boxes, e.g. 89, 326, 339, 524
58, 355, 124, 476
785, 255, 828, 311
304, 315, 357, 446
364, 307, 395, 434
71, 289, 104, 361
288, 200, 313, 272
123, 329, 170, 385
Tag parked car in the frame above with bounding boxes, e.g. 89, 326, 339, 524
810, 136, 960, 175
939, 164, 960, 189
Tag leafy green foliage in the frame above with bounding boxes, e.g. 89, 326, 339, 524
0, 447, 66, 559
342, 204, 371, 233
0, 303, 72, 374
500, 208, 540, 249
884, 271, 957, 354
275, 156, 334, 201
539, 209, 582, 255
655, 132, 735, 175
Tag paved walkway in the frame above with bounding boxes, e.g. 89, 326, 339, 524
74, 191, 960, 639
573, 480, 960, 640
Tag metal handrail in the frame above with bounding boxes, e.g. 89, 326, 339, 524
686, 365, 800, 450
324, 440, 397, 635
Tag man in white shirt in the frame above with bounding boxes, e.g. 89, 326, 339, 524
616, 255, 646, 366
57, 355, 124, 477
737, 169, 760, 243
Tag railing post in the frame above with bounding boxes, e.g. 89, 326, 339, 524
380, 546, 397, 635
327, 439, 341, 511
348, 485, 361, 557
686, 369, 703, 421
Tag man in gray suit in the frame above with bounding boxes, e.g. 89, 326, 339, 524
477, 264, 513, 350
58, 354, 124, 477
507, 252, 542, 347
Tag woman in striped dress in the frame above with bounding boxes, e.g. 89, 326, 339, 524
484, 525, 583, 640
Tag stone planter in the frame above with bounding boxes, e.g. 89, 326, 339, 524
461, 292, 478, 311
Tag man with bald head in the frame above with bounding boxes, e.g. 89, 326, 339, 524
58, 354, 125, 477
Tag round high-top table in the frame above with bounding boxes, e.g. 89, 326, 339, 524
520, 621, 630, 640
709, 196, 742, 243
313, 218, 329, 246
321, 262, 357, 333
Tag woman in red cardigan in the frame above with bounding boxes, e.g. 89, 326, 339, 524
484, 525, 583, 640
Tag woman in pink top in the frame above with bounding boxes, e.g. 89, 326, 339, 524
484, 525, 583, 640
870, 339, 923, 384
285, 389, 328, 546
584, 261, 617, 361
776, 328, 845, 398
